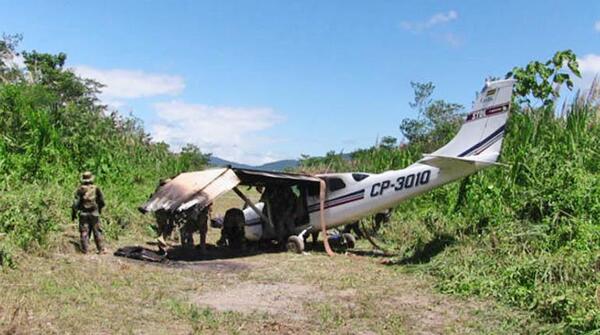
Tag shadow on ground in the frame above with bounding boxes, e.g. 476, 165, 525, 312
347, 249, 394, 258
113, 239, 353, 267
166, 243, 284, 261
114, 243, 282, 262
395, 233, 456, 265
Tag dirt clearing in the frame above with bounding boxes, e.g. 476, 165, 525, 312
193, 282, 321, 320
0, 231, 540, 334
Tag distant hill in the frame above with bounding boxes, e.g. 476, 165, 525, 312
209, 156, 299, 171
208, 156, 255, 169
258, 159, 299, 171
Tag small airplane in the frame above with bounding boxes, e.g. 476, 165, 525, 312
141, 79, 515, 254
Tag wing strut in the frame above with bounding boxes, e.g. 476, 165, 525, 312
320, 179, 335, 256
232, 187, 271, 226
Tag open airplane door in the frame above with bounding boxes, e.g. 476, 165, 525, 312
140, 168, 241, 213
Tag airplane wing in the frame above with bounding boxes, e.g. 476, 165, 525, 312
140, 168, 241, 213
139, 167, 321, 213
232, 168, 322, 187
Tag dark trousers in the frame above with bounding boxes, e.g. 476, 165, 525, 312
180, 220, 208, 249
79, 213, 104, 253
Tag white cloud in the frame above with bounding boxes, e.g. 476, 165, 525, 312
595, 20, 600, 32
441, 32, 463, 47
428, 10, 459, 26
151, 101, 285, 165
401, 10, 458, 32
72, 65, 185, 99
575, 54, 600, 90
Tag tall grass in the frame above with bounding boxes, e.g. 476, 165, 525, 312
0, 60, 208, 267
299, 84, 600, 332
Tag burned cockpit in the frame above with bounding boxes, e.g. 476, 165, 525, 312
139, 167, 324, 250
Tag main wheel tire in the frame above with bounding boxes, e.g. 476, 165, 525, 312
342, 233, 356, 249
287, 235, 305, 254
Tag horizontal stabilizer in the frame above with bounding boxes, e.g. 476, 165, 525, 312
420, 153, 508, 169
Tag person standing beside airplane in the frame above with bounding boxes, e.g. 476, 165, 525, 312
71, 171, 106, 254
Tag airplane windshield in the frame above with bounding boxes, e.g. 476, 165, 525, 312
352, 173, 369, 182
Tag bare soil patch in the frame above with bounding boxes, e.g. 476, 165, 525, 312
192, 282, 322, 320
385, 289, 473, 335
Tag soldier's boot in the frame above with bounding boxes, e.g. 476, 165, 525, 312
80, 229, 89, 254
91, 221, 106, 254
94, 234, 106, 254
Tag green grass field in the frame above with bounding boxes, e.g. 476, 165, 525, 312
0, 222, 543, 335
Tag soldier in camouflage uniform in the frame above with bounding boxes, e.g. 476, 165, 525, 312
155, 209, 174, 253
261, 185, 297, 244
71, 171, 106, 254
217, 207, 246, 250
175, 209, 192, 249
154, 178, 175, 253
178, 204, 211, 252
198, 205, 210, 252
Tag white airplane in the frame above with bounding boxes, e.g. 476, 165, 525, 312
141, 79, 515, 254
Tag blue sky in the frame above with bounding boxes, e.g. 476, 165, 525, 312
2, 1, 599, 164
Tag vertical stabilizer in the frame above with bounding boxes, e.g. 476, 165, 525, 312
429, 79, 515, 163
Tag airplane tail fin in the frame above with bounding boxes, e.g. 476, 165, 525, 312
426, 79, 515, 165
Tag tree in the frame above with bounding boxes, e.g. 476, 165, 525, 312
506, 50, 581, 107
178, 143, 210, 170
379, 136, 398, 149
0, 33, 23, 83
399, 81, 464, 150
22, 50, 103, 106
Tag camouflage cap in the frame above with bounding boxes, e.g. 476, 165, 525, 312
81, 171, 94, 183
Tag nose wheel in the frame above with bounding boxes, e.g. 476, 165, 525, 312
287, 235, 305, 253
287, 228, 355, 254
325, 232, 356, 250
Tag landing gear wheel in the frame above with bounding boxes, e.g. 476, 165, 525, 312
342, 233, 356, 249
287, 235, 305, 254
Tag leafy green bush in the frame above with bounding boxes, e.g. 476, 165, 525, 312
299, 56, 599, 332
0, 37, 209, 266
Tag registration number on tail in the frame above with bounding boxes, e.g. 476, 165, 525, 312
370, 170, 431, 197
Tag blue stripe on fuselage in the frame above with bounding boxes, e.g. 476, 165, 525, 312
307, 189, 365, 213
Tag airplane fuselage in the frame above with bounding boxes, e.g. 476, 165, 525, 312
243, 160, 486, 241
306, 160, 485, 231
